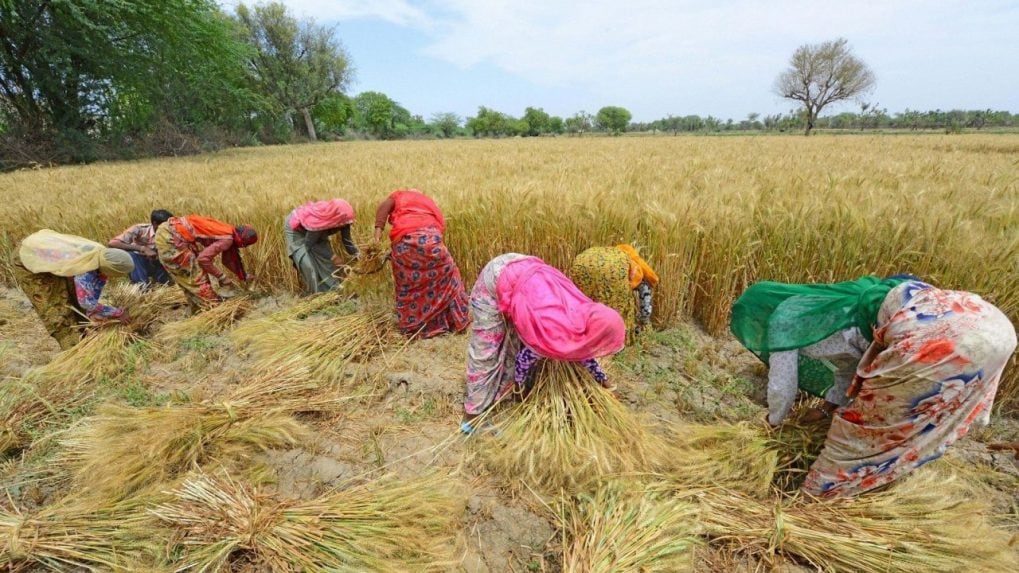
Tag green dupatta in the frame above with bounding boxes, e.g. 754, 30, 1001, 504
730, 276, 906, 398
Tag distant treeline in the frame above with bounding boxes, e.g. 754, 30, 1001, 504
1, 1, 1014, 171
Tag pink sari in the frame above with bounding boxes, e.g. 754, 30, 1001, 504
496, 257, 624, 361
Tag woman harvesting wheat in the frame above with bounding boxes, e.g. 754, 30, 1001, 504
461, 254, 626, 433
14, 230, 134, 349
284, 199, 359, 294
373, 188, 469, 338
155, 215, 258, 309
571, 244, 658, 337
732, 277, 1016, 497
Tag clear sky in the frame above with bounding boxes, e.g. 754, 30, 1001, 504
222, 0, 1019, 122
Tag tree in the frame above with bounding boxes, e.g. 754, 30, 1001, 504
430, 112, 461, 138
596, 106, 632, 134
0, 0, 256, 164
774, 38, 875, 135
522, 106, 551, 136
564, 111, 592, 136
352, 91, 395, 138
235, 2, 351, 141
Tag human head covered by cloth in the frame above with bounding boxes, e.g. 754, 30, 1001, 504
233, 224, 258, 248
289, 198, 355, 231
496, 256, 625, 361
19, 229, 134, 277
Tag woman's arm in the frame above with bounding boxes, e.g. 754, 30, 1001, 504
339, 225, 359, 257
581, 358, 612, 389
766, 350, 799, 426
373, 196, 395, 241
74, 271, 125, 320
514, 346, 541, 385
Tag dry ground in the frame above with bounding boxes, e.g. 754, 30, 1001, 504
2, 284, 1016, 572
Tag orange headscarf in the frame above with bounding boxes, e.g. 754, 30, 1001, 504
617, 244, 659, 289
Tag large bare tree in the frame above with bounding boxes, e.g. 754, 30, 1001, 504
775, 38, 875, 135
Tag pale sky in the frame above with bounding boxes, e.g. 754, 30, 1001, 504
224, 0, 1019, 122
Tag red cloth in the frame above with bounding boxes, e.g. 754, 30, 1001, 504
496, 257, 625, 361
169, 215, 253, 281
289, 199, 355, 231
391, 228, 470, 338
387, 190, 445, 243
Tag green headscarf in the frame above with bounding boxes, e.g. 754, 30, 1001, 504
730, 276, 906, 398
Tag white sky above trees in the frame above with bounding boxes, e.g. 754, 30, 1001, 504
224, 0, 1019, 121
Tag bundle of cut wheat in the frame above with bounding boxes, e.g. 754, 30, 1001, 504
686, 469, 1018, 573
0, 495, 157, 571
151, 471, 462, 572
103, 282, 187, 334
662, 422, 779, 498
59, 403, 306, 501
247, 307, 395, 385
0, 327, 140, 454
482, 361, 666, 493
230, 290, 350, 348
562, 481, 701, 573
155, 296, 253, 347
768, 418, 831, 492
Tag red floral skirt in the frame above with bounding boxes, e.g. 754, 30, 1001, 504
390, 228, 470, 338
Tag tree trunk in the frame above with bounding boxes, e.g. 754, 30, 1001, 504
301, 107, 317, 141
803, 109, 814, 136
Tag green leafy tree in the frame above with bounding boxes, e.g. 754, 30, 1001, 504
235, 1, 352, 141
595, 106, 632, 134
0, 0, 256, 163
353, 91, 396, 138
430, 112, 461, 138
548, 115, 564, 135
522, 106, 551, 136
775, 38, 875, 136
313, 93, 354, 135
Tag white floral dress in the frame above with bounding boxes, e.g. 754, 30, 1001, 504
803, 281, 1017, 497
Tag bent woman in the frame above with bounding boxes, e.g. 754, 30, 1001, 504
155, 215, 257, 309
730, 276, 908, 426
374, 188, 469, 338
571, 244, 658, 336
14, 230, 134, 349
463, 254, 626, 429
285, 199, 359, 293
802, 280, 1015, 497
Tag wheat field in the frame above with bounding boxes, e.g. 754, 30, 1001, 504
1, 134, 1017, 405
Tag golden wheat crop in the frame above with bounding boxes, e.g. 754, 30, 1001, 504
1, 135, 1016, 404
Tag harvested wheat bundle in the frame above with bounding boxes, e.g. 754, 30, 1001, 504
230, 290, 351, 348
348, 243, 388, 276
689, 469, 1018, 573
663, 422, 779, 498
0, 327, 140, 454
59, 400, 307, 501
769, 418, 831, 492
482, 361, 665, 493
155, 296, 254, 346
104, 283, 187, 333
562, 481, 701, 573
248, 307, 395, 385
152, 471, 463, 572
0, 495, 157, 571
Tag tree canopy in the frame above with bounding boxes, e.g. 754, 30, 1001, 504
774, 38, 875, 135
596, 106, 633, 134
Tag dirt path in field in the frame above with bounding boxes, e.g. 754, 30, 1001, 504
2, 285, 1017, 572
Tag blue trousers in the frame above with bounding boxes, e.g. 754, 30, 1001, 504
129, 252, 172, 285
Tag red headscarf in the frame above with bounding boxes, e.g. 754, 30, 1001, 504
496, 257, 625, 361
388, 189, 444, 242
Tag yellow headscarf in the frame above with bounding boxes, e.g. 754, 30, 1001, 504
19, 229, 134, 277
617, 244, 659, 289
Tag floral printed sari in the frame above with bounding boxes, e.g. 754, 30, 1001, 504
803, 281, 1017, 497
